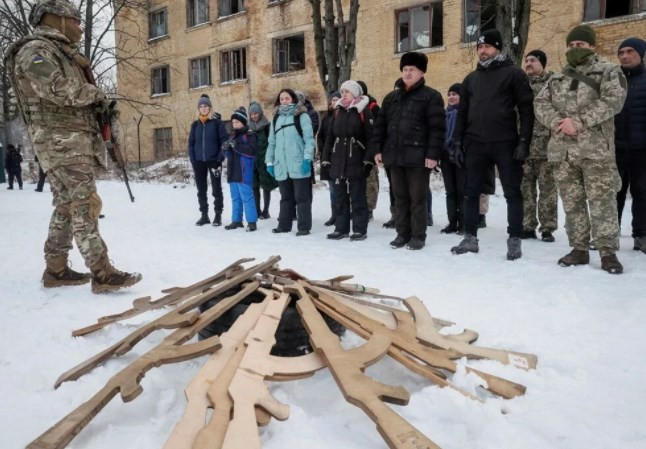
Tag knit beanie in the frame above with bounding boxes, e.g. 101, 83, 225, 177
357, 81, 368, 96
566, 25, 596, 46
340, 80, 363, 98
526, 49, 547, 68
231, 106, 248, 126
295, 90, 306, 104
448, 83, 463, 97
197, 94, 212, 108
619, 37, 646, 60
400, 51, 428, 73
477, 29, 503, 51
249, 101, 263, 116
329, 90, 341, 100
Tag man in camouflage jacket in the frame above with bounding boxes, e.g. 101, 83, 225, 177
535, 25, 627, 274
521, 50, 558, 242
3, 0, 141, 292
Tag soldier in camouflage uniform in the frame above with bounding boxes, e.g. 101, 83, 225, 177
4, 0, 142, 292
535, 25, 627, 274
521, 50, 558, 242
366, 164, 379, 218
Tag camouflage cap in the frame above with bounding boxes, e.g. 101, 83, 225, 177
29, 0, 81, 27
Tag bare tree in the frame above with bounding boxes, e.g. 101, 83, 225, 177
308, 0, 360, 94
496, 0, 531, 65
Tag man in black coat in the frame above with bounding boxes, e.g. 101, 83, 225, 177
450, 29, 534, 260
4, 144, 23, 190
372, 51, 445, 250
615, 38, 646, 254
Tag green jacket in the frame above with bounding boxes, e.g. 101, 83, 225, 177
266, 105, 315, 181
535, 55, 627, 163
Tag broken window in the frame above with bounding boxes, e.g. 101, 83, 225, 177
220, 48, 247, 82
151, 66, 170, 95
149, 8, 168, 39
584, 0, 645, 21
396, 2, 444, 53
189, 57, 211, 88
219, 0, 245, 17
154, 128, 173, 160
273, 34, 305, 74
463, 0, 496, 43
187, 0, 210, 27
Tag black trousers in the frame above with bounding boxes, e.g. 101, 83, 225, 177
278, 177, 312, 231
616, 148, 646, 238
390, 166, 430, 241
36, 165, 47, 191
8, 170, 23, 189
333, 177, 369, 234
441, 151, 465, 226
464, 139, 523, 237
253, 187, 271, 215
192, 160, 223, 215
385, 167, 396, 216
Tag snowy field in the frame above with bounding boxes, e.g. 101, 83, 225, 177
1, 177, 645, 449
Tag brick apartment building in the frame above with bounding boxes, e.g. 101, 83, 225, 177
114, 0, 646, 164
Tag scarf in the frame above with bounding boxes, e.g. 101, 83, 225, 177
279, 104, 297, 115
478, 53, 507, 69
248, 114, 270, 132
337, 96, 363, 110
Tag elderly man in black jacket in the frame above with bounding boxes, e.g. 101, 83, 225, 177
372, 51, 445, 250
450, 29, 535, 260
615, 38, 646, 254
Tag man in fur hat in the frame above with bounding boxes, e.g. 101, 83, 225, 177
371, 51, 445, 250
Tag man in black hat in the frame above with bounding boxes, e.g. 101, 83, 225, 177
450, 29, 534, 261
520, 49, 558, 243
615, 37, 646, 255
371, 51, 445, 250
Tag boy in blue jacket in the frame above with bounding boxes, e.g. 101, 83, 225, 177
188, 94, 228, 226
223, 107, 258, 231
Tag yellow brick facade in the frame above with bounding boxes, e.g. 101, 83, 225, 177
115, 0, 646, 164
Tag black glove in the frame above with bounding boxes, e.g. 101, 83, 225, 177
451, 141, 464, 168
513, 139, 529, 162
363, 162, 374, 178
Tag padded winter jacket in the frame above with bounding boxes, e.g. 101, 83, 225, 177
455, 58, 534, 144
370, 77, 445, 167
265, 105, 315, 181
188, 117, 228, 163
223, 128, 256, 186
615, 63, 646, 150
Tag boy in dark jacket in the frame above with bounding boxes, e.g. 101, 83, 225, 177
451, 29, 534, 260
5, 144, 23, 190
371, 51, 446, 250
188, 94, 228, 226
318, 90, 342, 226
223, 107, 258, 232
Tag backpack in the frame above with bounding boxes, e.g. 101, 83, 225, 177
273, 114, 304, 139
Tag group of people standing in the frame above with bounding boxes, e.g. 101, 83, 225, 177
189, 24, 645, 276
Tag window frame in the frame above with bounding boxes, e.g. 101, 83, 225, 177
218, 0, 245, 18
187, 0, 210, 28
220, 47, 248, 83
151, 65, 171, 95
272, 33, 306, 74
462, 0, 496, 43
149, 7, 169, 40
583, 0, 645, 21
395, 2, 444, 53
154, 127, 173, 160
189, 56, 212, 89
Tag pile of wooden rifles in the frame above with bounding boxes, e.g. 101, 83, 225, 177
27, 256, 537, 449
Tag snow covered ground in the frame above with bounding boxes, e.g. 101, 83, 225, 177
1, 178, 645, 449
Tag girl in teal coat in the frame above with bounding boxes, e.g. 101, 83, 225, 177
266, 88, 315, 235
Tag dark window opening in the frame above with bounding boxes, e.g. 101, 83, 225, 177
273, 34, 305, 74
221, 48, 247, 82
151, 66, 170, 95
584, 0, 644, 21
219, 0, 245, 17
463, 0, 496, 43
189, 57, 211, 88
188, 0, 210, 27
396, 2, 444, 52
154, 128, 173, 160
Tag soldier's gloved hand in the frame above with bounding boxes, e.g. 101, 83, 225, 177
513, 139, 529, 162
363, 161, 374, 178
451, 141, 464, 168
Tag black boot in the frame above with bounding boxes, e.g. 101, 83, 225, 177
195, 213, 210, 226
246, 223, 257, 232
383, 217, 396, 229
520, 230, 537, 239
212, 212, 222, 227
441, 223, 457, 234
478, 214, 487, 228
225, 221, 244, 230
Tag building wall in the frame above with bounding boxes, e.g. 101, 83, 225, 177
115, 0, 646, 164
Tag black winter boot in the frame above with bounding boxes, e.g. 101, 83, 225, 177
520, 230, 537, 239
478, 214, 487, 228
441, 223, 457, 234
390, 235, 409, 249
246, 223, 257, 232
327, 231, 349, 240
225, 221, 244, 230
350, 233, 367, 241
541, 231, 555, 242
195, 213, 210, 226
633, 236, 646, 254
383, 217, 396, 229
406, 238, 425, 250
212, 212, 222, 227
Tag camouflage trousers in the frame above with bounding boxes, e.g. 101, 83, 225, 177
366, 166, 379, 211
44, 163, 107, 268
521, 158, 558, 232
556, 158, 621, 256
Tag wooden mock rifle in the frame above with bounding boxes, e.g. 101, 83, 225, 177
98, 101, 135, 202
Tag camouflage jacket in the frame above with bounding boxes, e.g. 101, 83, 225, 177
534, 55, 627, 163
528, 71, 552, 159
4, 26, 105, 172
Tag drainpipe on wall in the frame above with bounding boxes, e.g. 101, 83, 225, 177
136, 115, 143, 168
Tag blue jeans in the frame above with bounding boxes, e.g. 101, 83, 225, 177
230, 182, 258, 223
